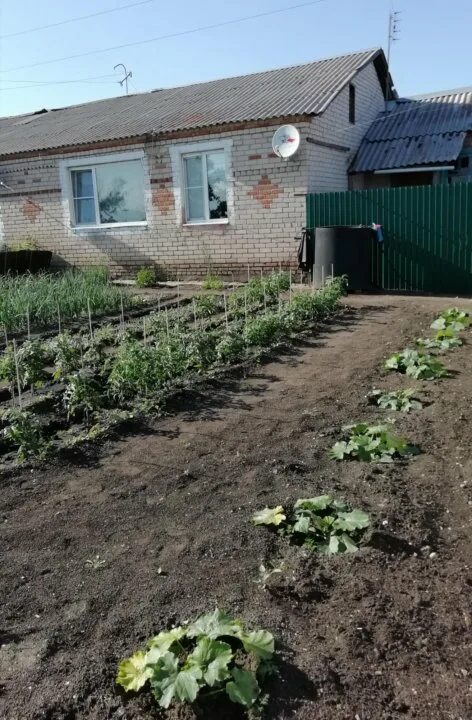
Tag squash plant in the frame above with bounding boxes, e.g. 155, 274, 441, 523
385, 349, 447, 379
431, 307, 470, 331
369, 388, 422, 413
252, 495, 369, 554
330, 423, 417, 463
117, 610, 274, 712
416, 327, 462, 351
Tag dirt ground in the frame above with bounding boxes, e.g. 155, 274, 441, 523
1, 294, 472, 720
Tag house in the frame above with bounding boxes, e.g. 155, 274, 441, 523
350, 87, 472, 188
0, 48, 392, 278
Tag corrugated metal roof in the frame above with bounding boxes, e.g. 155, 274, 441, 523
350, 87, 472, 172
0, 48, 385, 158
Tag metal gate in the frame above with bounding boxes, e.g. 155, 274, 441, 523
306, 183, 472, 294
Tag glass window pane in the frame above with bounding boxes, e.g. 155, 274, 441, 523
206, 152, 227, 219
74, 198, 96, 225
72, 169, 94, 198
184, 155, 203, 189
95, 160, 146, 224
186, 187, 205, 221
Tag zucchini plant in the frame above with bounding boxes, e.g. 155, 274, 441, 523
252, 495, 369, 554
385, 349, 447, 379
116, 610, 274, 712
416, 327, 462, 351
369, 388, 422, 413
431, 307, 470, 331
330, 423, 417, 463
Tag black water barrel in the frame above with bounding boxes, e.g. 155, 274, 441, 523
314, 225, 374, 291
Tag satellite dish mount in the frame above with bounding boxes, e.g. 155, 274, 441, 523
272, 124, 300, 161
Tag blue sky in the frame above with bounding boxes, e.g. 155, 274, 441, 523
0, 0, 471, 117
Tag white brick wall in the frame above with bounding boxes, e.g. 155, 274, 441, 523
0, 61, 385, 278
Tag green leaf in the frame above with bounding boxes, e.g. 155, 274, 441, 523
292, 515, 311, 534
226, 668, 260, 708
294, 495, 332, 511
329, 441, 348, 460
238, 629, 275, 659
187, 609, 242, 639
252, 506, 286, 526
329, 534, 340, 554
333, 509, 370, 532
187, 637, 232, 686
150, 652, 202, 708
339, 533, 359, 552
116, 650, 152, 692
147, 626, 186, 652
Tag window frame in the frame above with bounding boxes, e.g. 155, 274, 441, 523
181, 149, 227, 224
170, 139, 233, 227
349, 83, 356, 125
62, 151, 148, 230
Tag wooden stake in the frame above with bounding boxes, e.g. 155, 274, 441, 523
331, 262, 334, 279
143, 317, 147, 345
12, 339, 22, 408
223, 293, 229, 331
165, 308, 170, 338
26, 307, 30, 340
176, 276, 180, 307
193, 298, 197, 329
4, 326, 8, 346
247, 264, 250, 282
244, 290, 248, 325
289, 268, 292, 303
87, 298, 93, 341
322, 266, 325, 287
57, 302, 61, 335
120, 292, 125, 332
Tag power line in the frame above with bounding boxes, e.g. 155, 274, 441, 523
0, 0, 158, 40
0, 0, 329, 74
0, 81, 120, 92
0, 74, 118, 84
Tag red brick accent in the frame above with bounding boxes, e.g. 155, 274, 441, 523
22, 199, 41, 222
267, 152, 278, 158
152, 187, 175, 215
248, 174, 283, 209
150, 177, 172, 185
248, 154, 262, 160
0, 188, 61, 199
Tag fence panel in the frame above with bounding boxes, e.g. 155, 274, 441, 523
306, 183, 472, 294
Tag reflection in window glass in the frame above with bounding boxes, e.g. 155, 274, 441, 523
96, 161, 146, 224
70, 159, 146, 226
182, 150, 227, 222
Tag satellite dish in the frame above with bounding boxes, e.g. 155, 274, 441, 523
272, 124, 300, 160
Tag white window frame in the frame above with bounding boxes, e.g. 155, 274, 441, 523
60, 150, 148, 230
170, 139, 234, 226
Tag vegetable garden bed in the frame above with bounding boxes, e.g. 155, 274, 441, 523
1, 293, 472, 720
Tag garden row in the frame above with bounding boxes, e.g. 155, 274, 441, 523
115, 304, 470, 715
0, 272, 344, 464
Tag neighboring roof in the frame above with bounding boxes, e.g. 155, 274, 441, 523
0, 48, 390, 159
350, 87, 472, 172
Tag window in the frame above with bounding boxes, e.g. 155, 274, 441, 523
182, 150, 227, 223
69, 159, 146, 227
349, 83, 356, 124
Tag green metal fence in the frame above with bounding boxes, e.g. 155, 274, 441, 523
306, 183, 472, 294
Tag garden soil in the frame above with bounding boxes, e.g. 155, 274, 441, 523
1, 294, 471, 720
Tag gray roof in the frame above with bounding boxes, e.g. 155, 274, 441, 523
0, 48, 388, 158
350, 87, 472, 172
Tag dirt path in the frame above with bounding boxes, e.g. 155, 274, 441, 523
1, 295, 472, 720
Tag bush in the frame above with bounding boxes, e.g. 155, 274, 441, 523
135, 267, 157, 288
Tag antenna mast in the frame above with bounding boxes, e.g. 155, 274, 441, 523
114, 63, 133, 95
385, 9, 401, 111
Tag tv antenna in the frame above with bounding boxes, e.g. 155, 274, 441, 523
114, 63, 132, 95
385, 9, 401, 110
